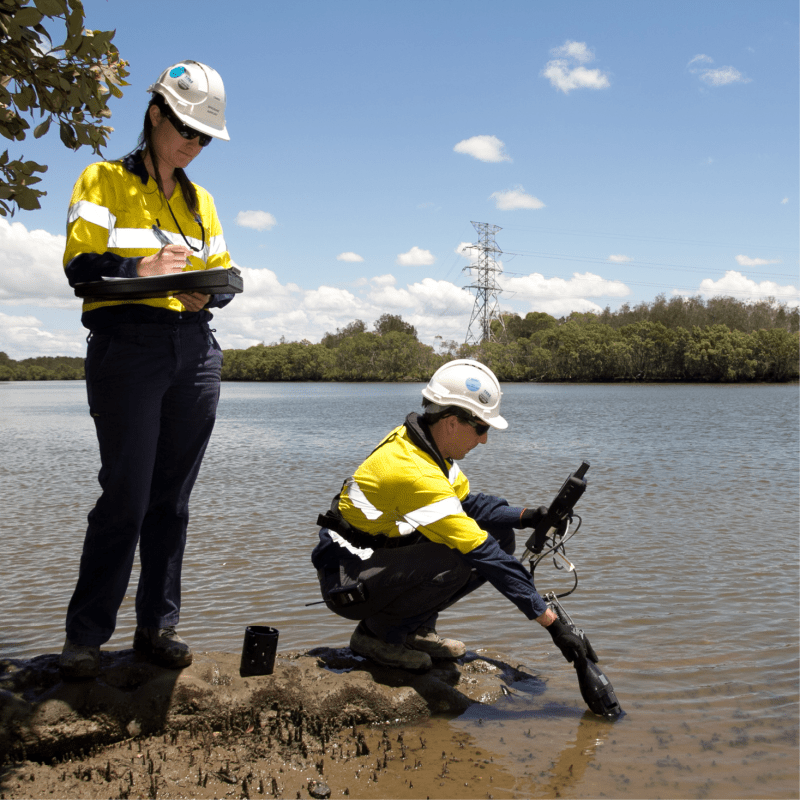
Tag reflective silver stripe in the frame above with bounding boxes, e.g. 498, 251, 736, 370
108, 227, 164, 250
329, 530, 373, 560
207, 232, 227, 258
67, 199, 116, 231
345, 477, 383, 521
396, 521, 416, 536
106, 227, 209, 255
401, 495, 463, 532
448, 462, 461, 485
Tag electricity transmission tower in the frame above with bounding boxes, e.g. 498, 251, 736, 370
463, 221, 504, 344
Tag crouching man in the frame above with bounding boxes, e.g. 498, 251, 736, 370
311, 359, 596, 673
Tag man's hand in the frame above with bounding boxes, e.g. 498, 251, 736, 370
519, 506, 548, 528
546, 618, 599, 665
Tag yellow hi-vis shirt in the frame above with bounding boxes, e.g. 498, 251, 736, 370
338, 424, 489, 555
64, 158, 231, 315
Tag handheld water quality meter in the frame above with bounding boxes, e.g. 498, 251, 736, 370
525, 461, 590, 555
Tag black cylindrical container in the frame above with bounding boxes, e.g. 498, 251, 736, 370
239, 626, 279, 677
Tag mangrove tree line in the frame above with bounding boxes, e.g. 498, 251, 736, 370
2, 298, 798, 383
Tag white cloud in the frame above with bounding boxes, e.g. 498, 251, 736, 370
235, 210, 277, 231
503, 271, 629, 302
735, 254, 781, 267
367, 281, 413, 310
453, 135, 512, 163
302, 285, 361, 313
336, 252, 364, 262
687, 54, 750, 87
608, 254, 633, 263
0, 217, 74, 308
455, 242, 473, 258
701, 66, 749, 86
0, 311, 84, 358
551, 40, 595, 64
396, 246, 435, 266
495, 271, 629, 318
490, 187, 545, 211
542, 40, 610, 94
687, 54, 714, 68
223, 264, 301, 316
688, 271, 798, 306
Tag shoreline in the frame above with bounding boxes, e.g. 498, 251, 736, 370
1, 646, 543, 799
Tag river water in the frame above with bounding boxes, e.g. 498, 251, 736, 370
1, 380, 798, 798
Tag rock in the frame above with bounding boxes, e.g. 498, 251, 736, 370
308, 778, 332, 798
0, 646, 542, 763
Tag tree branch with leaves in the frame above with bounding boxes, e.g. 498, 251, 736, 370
0, 0, 128, 215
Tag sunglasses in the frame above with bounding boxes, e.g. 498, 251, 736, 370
457, 414, 490, 436
162, 105, 212, 147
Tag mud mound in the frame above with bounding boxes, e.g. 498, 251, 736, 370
0, 646, 542, 764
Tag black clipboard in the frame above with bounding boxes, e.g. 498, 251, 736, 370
74, 267, 243, 300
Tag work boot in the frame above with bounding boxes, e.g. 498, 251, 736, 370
406, 626, 466, 660
133, 626, 193, 668
350, 622, 432, 673
59, 637, 100, 680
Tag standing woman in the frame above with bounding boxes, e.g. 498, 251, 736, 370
60, 61, 233, 679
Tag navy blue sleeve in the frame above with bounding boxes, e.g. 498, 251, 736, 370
461, 534, 549, 619
462, 492, 524, 530
206, 292, 234, 309
65, 252, 140, 286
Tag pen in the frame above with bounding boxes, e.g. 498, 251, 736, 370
152, 224, 191, 266
151, 223, 172, 247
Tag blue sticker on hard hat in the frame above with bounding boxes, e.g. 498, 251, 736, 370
169, 66, 186, 79
465, 378, 481, 392
478, 390, 491, 405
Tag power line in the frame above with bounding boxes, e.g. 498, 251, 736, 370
499, 224, 799, 254
499, 250, 798, 281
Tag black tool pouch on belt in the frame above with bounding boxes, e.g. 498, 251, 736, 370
316, 491, 393, 550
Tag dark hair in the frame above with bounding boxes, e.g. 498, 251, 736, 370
421, 398, 463, 426
133, 93, 199, 216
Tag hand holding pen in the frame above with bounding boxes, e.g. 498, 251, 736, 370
137, 225, 192, 277
142, 224, 210, 311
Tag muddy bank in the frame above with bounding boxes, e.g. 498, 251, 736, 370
1, 646, 544, 798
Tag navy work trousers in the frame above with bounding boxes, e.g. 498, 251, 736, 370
65, 322, 222, 646
317, 526, 516, 644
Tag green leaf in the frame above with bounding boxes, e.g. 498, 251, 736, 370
22, 159, 47, 173
59, 120, 77, 148
13, 7, 44, 28
34, 0, 68, 16
14, 186, 44, 211
65, 3, 83, 40
33, 117, 51, 138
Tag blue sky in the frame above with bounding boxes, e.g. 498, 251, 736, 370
1, 0, 797, 358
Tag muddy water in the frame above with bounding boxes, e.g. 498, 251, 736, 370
1, 380, 798, 798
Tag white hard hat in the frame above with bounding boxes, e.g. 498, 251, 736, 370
148, 60, 229, 141
422, 359, 507, 430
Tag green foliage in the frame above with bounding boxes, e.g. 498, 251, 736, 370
595, 294, 798, 334
320, 319, 366, 349
467, 300, 798, 383
0, 353, 84, 379
0, 0, 129, 215
373, 313, 417, 339
222, 325, 438, 383
3, 305, 798, 383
